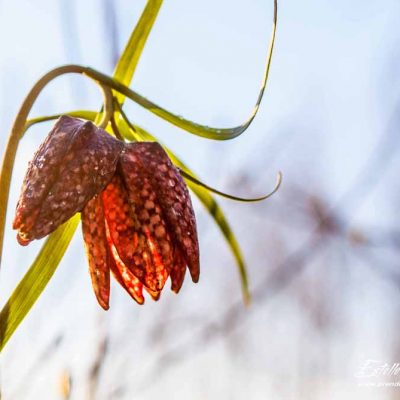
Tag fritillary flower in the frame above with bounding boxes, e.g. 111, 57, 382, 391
13, 116, 199, 309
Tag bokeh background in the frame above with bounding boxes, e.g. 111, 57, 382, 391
1, 0, 400, 399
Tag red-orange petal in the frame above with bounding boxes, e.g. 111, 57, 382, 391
123, 143, 200, 283
107, 238, 145, 305
105, 169, 173, 293
81, 195, 111, 310
109, 260, 145, 305
144, 287, 161, 301
101, 175, 140, 264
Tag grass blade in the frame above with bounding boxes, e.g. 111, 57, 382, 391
0, 215, 80, 351
179, 169, 282, 202
113, 0, 163, 105
89, 0, 277, 140
24, 110, 98, 135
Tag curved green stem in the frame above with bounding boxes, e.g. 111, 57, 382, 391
114, 99, 139, 137
97, 84, 114, 129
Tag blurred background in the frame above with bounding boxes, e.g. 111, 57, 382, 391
1, 0, 400, 399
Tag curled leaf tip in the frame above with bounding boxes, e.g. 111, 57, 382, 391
178, 169, 283, 203
268, 170, 283, 199
244, 292, 252, 307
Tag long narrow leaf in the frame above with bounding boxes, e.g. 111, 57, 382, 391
113, 0, 163, 105
85, 0, 277, 140
179, 169, 282, 203
24, 110, 97, 134
0, 215, 80, 351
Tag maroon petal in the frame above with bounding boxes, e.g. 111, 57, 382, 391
144, 287, 161, 301
106, 232, 145, 305
13, 116, 79, 239
121, 143, 200, 283
170, 247, 187, 293
81, 195, 111, 310
101, 175, 139, 267
14, 116, 123, 243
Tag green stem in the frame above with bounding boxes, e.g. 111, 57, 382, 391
97, 84, 114, 129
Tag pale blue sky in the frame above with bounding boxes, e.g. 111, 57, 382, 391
1, 1, 400, 399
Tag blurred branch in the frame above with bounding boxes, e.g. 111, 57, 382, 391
87, 335, 109, 400
59, 369, 72, 400
352, 243, 400, 287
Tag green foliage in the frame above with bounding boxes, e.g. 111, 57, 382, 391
0, 1, 165, 350
0, 0, 279, 351
0, 216, 80, 351
113, 0, 163, 105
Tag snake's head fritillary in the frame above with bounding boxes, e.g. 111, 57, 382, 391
13, 116, 124, 245
13, 117, 200, 310
82, 142, 200, 309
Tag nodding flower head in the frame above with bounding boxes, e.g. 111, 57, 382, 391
13, 116, 200, 309
13, 116, 124, 245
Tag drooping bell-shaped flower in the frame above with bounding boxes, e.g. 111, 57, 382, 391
82, 142, 199, 308
13, 116, 124, 244
13, 116, 200, 310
